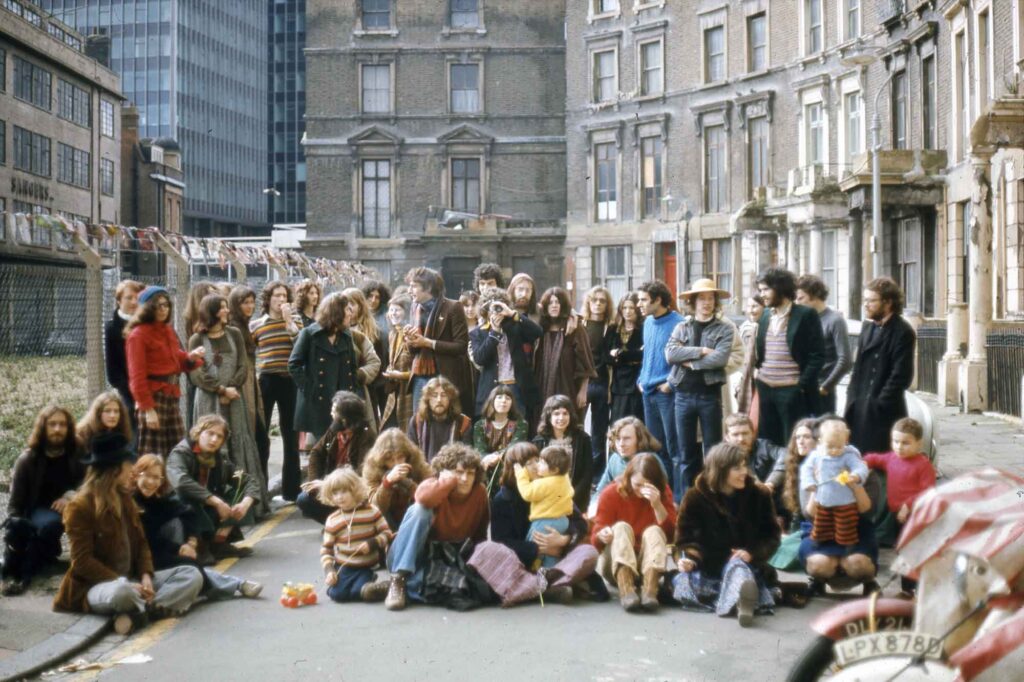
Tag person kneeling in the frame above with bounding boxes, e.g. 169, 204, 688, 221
53, 433, 205, 635
319, 468, 393, 603
672, 443, 781, 627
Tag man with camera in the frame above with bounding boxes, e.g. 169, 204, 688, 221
469, 287, 543, 420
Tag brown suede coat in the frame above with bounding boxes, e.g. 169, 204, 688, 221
53, 493, 154, 613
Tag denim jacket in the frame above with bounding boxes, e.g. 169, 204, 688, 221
665, 315, 735, 388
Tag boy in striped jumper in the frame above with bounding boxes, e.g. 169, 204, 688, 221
320, 468, 393, 603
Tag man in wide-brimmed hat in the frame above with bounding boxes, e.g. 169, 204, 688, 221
54, 432, 204, 635
665, 279, 735, 497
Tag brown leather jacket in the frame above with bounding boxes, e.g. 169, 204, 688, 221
53, 493, 154, 613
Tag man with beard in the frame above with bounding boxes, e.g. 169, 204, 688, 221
403, 267, 473, 416
3, 406, 85, 595
406, 376, 473, 462
844, 277, 916, 454
754, 268, 824, 447
507, 272, 538, 320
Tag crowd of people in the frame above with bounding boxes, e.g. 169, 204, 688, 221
0, 262, 937, 633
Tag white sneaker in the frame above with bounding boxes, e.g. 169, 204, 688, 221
240, 580, 263, 598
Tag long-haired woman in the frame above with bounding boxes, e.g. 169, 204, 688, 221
342, 286, 389, 424
125, 287, 205, 458
77, 391, 133, 451
531, 395, 593, 511
361, 428, 432, 530
294, 279, 323, 329
473, 385, 529, 495
607, 292, 644, 423
188, 294, 269, 518
380, 295, 413, 429
533, 287, 596, 412
227, 285, 265, 462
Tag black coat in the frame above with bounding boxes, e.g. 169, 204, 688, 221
104, 312, 132, 408
490, 484, 590, 568
134, 492, 202, 571
469, 314, 543, 416
606, 325, 643, 395
532, 431, 593, 511
289, 324, 360, 434
675, 474, 780, 577
844, 315, 917, 454
755, 303, 826, 394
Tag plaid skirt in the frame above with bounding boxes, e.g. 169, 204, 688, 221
137, 391, 186, 458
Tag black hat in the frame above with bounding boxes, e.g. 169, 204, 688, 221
82, 432, 136, 468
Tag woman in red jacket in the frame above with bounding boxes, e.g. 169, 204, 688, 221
126, 286, 205, 457
591, 452, 676, 613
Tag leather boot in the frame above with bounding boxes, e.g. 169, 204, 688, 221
641, 569, 661, 612
385, 573, 407, 611
615, 567, 641, 613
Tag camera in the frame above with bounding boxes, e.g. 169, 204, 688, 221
489, 302, 506, 314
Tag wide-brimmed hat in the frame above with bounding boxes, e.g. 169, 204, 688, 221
138, 286, 170, 305
82, 432, 136, 468
678, 278, 730, 299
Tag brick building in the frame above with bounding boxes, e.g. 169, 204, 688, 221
302, 0, 567, 293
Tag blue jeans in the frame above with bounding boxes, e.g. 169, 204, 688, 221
410, 375, 434, 421
642, 388, 678, 495
528, 517, 570, 569
326, 566, 375, 603
386, 503, 434, 576
674, 389, 723, 497
587, 380, 610, 478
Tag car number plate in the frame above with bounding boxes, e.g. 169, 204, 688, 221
834, 632, 944, 666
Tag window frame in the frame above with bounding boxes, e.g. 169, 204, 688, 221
805, 0, 823, 55
360, 63, 392, 115
360, 158, 392, 238
747, 115, 769, 197
448, 0, 481, 31
844, 0, 860, 42
57, 78, 91, 128
703, 124, 727, 214
822, 229, 837, 296
100, 158, 115, 196
703, 25, 726, 84
639, 135, 663, 219
921, 54, 936, 149
843, 89, 863, 166
449, 61, 482, 114
57, 142, 90, 189
12, 125, 51, 177
702, 238, 733, 295
359, 0, 392, 32
449, 156, 482, 213
590, 0, 621, 20
592, 245, 631, 302
805, 101, 825, 168
100, 100, 115, 137
12, 56, 51, 111
591, 48, 618, 104
638, 38, 664, 98
594, 141, 619, 223
746, 12, 767, 73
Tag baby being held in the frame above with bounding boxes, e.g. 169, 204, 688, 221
800, 418, 868, 547
514, 446, 574, 569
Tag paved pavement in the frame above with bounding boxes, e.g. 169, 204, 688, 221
0, 393, 1021, 681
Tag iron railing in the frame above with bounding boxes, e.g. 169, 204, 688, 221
986, 328, 1024, 417
916, 323, 947, 394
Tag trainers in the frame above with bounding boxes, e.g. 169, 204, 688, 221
360, 580, 390, 603
737, 579, 758, 627
239, 580, 263, 598
385, 574, 407, 611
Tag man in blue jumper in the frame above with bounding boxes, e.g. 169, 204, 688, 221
636, 280, 684, 495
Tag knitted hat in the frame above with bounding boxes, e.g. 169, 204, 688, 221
82, 432, 136, 469
138, 286, 170, 305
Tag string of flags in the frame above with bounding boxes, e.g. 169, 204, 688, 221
2, 211, 379, 284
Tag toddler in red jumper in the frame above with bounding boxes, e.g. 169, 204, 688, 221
864, 417, 936, 597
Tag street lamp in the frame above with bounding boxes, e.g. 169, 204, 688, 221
841, 44, 890, 278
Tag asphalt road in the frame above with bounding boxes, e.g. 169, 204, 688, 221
78, 507, 831, 682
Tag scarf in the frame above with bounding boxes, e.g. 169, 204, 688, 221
410, 298, 440, 377
540, 329, 566, 402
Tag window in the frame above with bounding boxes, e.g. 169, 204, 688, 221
12, 126, 50, 177
897, 218, 921, 312
594, 0, 619, 14
703, 239, 732, 294
361, 0, 390, 29
593, 50, 616, 103
13, 56, 51, 110
639, 41, 663, 96
806, 102, 824, 167
806, 0, 823, 53
57, 79, 91, 127
747, 13, 766, 72
845, 91, 862, 163
593, 245, 630, 301
450, 63, 480, 113
956, 32, 969, 160
845, 0, 860, 40
0, 120, 5, 165
361, 65, 390, 113
959, 202, 971, 300
822, 229, 837, 295
57, 143, 90, 188
891, 71, 907, 150
704, 26, 725, 83
595, 142, 617, 221
451, 158, 480, 213
640, 136, 662, 218
361, 159, 391, 238
450, 0, 479, 28
748, 116, 768, 195
977, 9, 991, 106
100, 100, 114, 137
704, 125, 726, 213
922, 56, 936, 149
0, 48, 5, 91
101, 158, 115, 196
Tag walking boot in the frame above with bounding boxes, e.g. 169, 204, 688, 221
640, 569, 661, 612
737, 579, 758, 627
615, 567, 641, 613
385, 573, 407, 611
360, 579, 390, 603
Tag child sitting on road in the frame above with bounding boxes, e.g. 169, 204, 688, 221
801, 418, 868, 547
865, 417, 936, 596
514, 446, 574, 569
320, 467, 393, 603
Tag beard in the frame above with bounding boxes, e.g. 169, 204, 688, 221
867, 308, 886, 322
